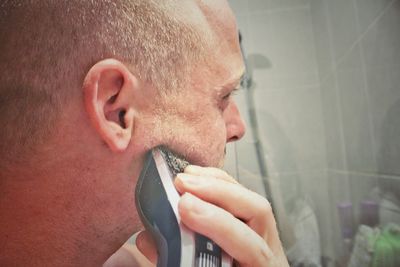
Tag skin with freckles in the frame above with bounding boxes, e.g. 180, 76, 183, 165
0, 0, 288, 266
130, 1, 289, 266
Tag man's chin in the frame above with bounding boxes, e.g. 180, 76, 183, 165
217, 156, 225, 169
209, 147, 226, 169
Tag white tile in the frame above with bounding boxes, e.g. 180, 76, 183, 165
327, 170, 353, 257
237, 166, 267, 197
253, 86, 327, 173
269, 172, 302, 206
326, 0, 359, 63
246, 11, 277, 89
248, 0, 311, 12
224, 142, 239, 178
248, 0, 269, 13
294, 170, 333, 257
273, 71, 320, 89
227, 0, 249, 16
336, 67, 377, 172
361, 0, 400, 70
320, 76, 346, 170
310, 0, 334, 82
236, 139, 264, 175
336, 43, 363, 71
348, 173, 380, 224
256, 108, 300, 174
260, 7, 319, 88
267, 0, 310, 10
235, 15, 250, 43
354, 0, 393, 35
366, 66, 400, 176
378, 174, 400, 204
328, 170, 352, 205
247, 7, 319, 90
251, 62, 277, 90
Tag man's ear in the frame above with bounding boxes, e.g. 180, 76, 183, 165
83, 59, 139, 152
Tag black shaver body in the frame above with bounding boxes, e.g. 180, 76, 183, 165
135, 147, 232, 267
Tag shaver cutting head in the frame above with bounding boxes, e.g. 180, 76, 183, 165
135, 146, 232, 267
158, 147, 189, 176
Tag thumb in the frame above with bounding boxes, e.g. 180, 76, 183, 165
135, 230, 158, 265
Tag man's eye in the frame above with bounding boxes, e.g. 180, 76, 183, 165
223, 88, 240, 100
223, 92, 232, 100
219, 88, 240, 110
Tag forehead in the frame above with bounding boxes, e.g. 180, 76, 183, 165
196, 1, 244, 81
196, 0, 238, 45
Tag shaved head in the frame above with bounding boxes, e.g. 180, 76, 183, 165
0, 1, 248, 265
0, 0, 215, 164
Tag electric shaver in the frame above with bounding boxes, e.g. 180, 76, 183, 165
135, 147, 232, 267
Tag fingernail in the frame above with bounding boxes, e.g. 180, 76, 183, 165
180, 193, 208, 215
176, 173, 200, 185
184, 165, 203, 174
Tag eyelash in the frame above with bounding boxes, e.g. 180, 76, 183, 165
223, 87, 240, 100
219, 87, 240, 111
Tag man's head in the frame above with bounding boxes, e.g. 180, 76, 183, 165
0, 0, 208, 162
0, 0, 245, 265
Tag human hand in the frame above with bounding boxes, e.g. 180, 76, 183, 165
136, 165, 289, 267
175, 165, 289, 267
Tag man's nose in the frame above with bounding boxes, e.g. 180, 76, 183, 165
225, 101, 246, 143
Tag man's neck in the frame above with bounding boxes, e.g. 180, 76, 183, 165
0, 173, 112, 267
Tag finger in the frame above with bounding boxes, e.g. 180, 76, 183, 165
184, 165, 239, 184
179, 193, 273, 267
175, 173, 275, 238
135, 230, 157, 264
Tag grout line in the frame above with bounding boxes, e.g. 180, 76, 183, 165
328, 168, 400, 180
320, 63, 400, 85
248, 5, 310, 16
309, 2, 335, 251
236, 167, 328, 178
253, 82, 321, 91
266, 169, 328, 177
355, 0, 397, 43
332, 0, 397, 70
322, 0, 350, 175
352, 0, 379, 173
308, 2, 330, 172
229, 0, 250, 17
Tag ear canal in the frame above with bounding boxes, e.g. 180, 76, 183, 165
108, 94, 118, 105
119, 110, 126, 129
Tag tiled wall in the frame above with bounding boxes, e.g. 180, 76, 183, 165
226, 0, 333, 260
311, 0, 400, 260
227, 0, 327, 193
227, 0, 400, 263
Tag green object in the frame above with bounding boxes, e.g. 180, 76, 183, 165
347, 225, 380, 267
371, 224, 400, 267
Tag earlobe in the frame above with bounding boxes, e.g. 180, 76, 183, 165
83, 59, 139, 152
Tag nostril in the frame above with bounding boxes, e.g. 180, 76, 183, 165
227, 135, 239, 143
230, 136, 239, 142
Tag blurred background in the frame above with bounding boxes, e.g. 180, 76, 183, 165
224, 0, 400, 266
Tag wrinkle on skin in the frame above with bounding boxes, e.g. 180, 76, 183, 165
135, 0, 245, 168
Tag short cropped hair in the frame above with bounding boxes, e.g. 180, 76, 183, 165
0, 0, 209, 163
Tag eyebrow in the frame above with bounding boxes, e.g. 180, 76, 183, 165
214, 68, 246, 96
239, 72, 245, 82
224, 70, 246, 88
